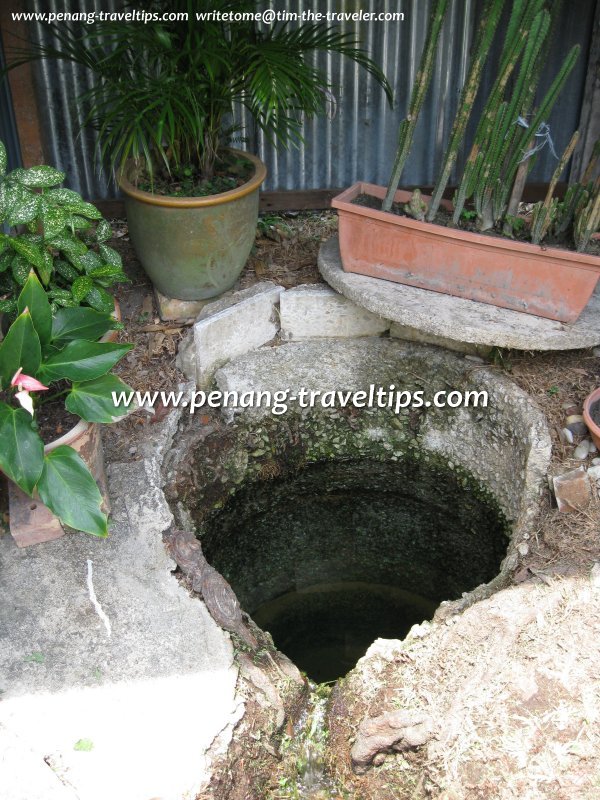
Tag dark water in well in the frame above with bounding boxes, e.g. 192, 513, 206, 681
252, 581, 437, 683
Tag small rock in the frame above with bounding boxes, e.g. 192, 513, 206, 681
574, 440, 592, 460
592, 457, 600, 466
351, 710, 435, 774
517, 542, 529, 556
589, 441, 598, 454
464, 355, 484, 363
587, 465, 600, 484
128, 446, 137, 455
553, 467, 592, 512
566, 415, 588, 436
593, 347, 600, 357
372, 753, 387, 767
562, 401, 579, 415
559, 427, 574, 445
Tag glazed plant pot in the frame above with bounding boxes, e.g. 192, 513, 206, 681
583, 388, 600, 450
119, 150, 267, 301
332, 182, 600, 323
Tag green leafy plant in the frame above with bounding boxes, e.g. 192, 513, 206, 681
0, 271, 133, 536
5, 0, 392, 191
0, 141, 128, 318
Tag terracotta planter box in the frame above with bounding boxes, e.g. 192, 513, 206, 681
583, 388, 600, 450
332, 182, 600, 323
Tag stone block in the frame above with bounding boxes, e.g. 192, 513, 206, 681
552, 467, 591, 513
8, 482, 65, 548
389, 323, 492, 358
280, 284, 389, 341
154, 289, 212, 322
193, 282, 283, 388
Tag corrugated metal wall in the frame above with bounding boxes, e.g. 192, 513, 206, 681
23, 0, 596, 199
0, 35, 21, 171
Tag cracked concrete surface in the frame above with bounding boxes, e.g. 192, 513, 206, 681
0, 411, 241, 800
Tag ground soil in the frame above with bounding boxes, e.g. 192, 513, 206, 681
9, 210, 596, 799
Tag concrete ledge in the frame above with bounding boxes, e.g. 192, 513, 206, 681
178, 282, 284, 387
318, 236, 600, 351
280, 284, 389, 341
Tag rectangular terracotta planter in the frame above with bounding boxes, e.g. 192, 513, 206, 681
332, 182, 600, 323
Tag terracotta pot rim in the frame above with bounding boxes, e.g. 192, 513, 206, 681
332, 182, 600, 273
118, 149, 267, 209
583, 387, 600, 437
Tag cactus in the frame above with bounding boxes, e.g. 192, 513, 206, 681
404, 189, 427, 221
382, 0, 449, 213
574, 177, 600, 252
426, 0, 506, 222
530, 130, 579, 244
452, 0, 545, 223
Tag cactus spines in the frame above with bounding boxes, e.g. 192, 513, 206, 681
382, 0, 449, 213
531, 130, 579, 245
426, 0, 506, 222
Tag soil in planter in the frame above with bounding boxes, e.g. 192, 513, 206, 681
136, 151, 255, 197
352, 192, 600, 256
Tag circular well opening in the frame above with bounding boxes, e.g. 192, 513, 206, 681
201, 457, 509, 683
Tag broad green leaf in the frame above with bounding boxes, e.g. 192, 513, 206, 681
66, 374, 134, 422
0, 298, 17, 314
2, 183, 40, 225
38, 250, 54, 286
98, 244, 122, 269
17, 271, 52, 345
85, 286, 116, 313
0, 250, 12, 272
47, 232, 88, 260
10, 238, 47, 270
51, 307, 115, 343
11, 254, 30, 285
71, 276, 94, 302
95, 220, 112, 243
0, 141, 6, 177
0, 309, 42, 389
54, 259, 79, 281
11, 165, 65, 188
0, 233, 9, 255
0, 401, 44, 494
40, 200, 70, 239
45, 188, 84, 205
78, 251, 103, 273
37, 445, 108, 536
38, 340, 132, 383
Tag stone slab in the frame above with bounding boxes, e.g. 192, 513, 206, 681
0, 409, 240, 800
154, 288, 212, 322
192, 282, 284, 387
318, 236, 600, 351
280, 284, 389, 340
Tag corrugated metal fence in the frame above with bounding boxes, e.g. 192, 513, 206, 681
23, 0, 597, 199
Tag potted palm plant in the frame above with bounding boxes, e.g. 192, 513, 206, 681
5, 0, 391, 301
332, 0, 600, 323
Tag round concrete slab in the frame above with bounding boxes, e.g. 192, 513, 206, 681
318, 236, 600, 351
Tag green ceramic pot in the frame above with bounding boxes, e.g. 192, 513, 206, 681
118, 150, 267, 301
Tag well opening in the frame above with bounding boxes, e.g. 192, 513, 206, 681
164, 340, 551, 684
202, 457, 509, 682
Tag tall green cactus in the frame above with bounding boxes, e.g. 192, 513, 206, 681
382, 0, 449, 213
531, 130, 579, 244
575, 177, 600, 252
452, 0, 545, 223
426, 0, 506, 222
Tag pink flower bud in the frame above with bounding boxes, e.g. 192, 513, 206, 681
10, 368, 49, 392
